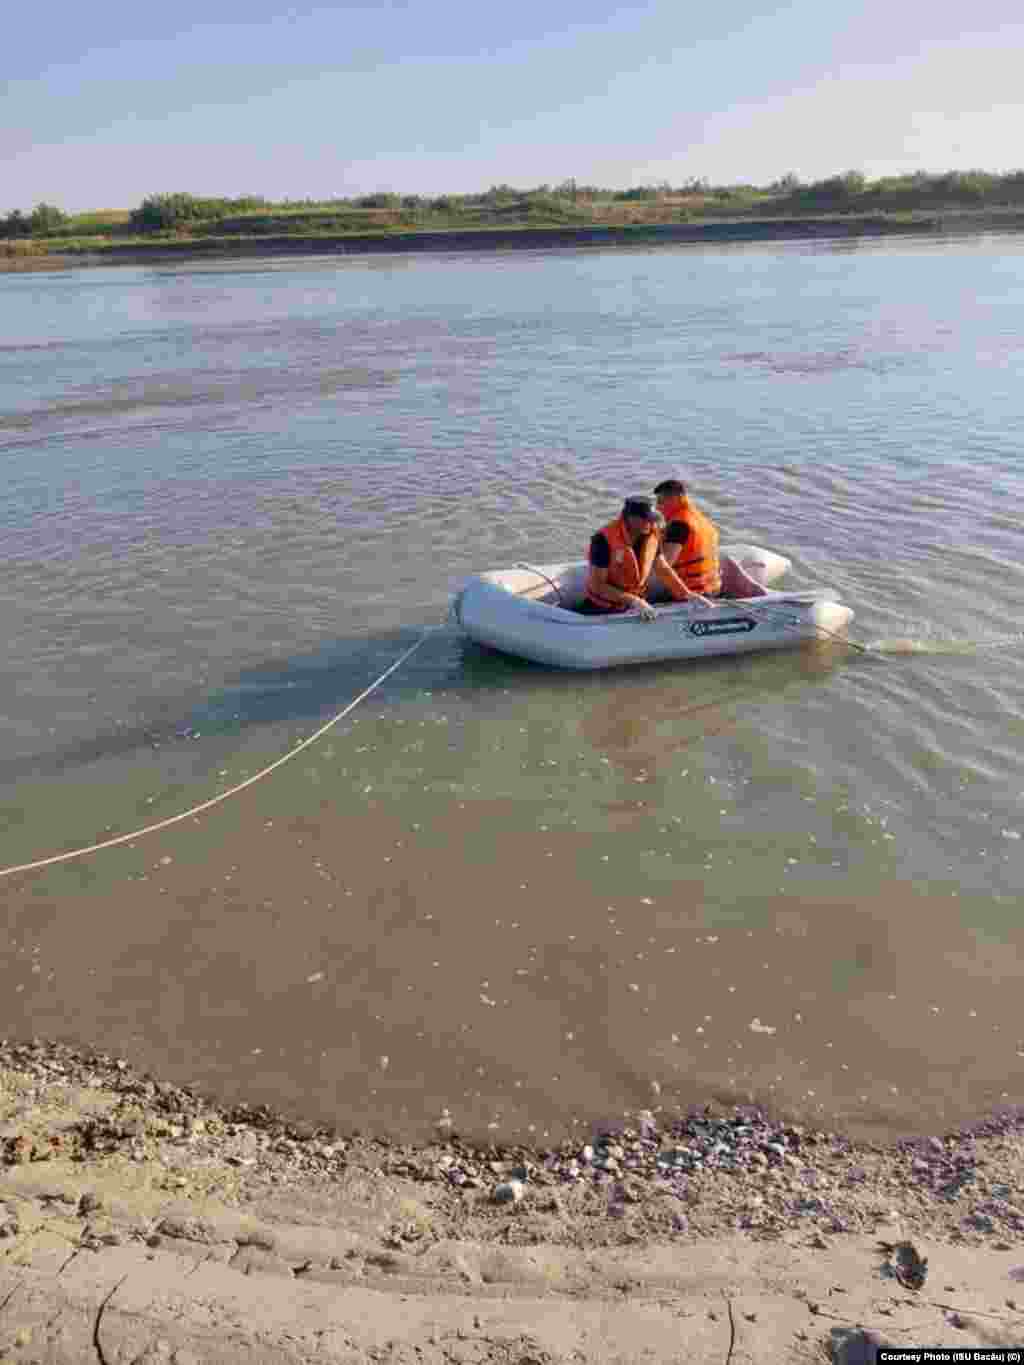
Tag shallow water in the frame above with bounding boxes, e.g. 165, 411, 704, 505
2, 237, 1024, 1141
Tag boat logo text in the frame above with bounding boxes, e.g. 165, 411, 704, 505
688, 618, 757, 637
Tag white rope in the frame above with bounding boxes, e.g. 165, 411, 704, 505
0, 624, 441, 881
515, 563, 565, 605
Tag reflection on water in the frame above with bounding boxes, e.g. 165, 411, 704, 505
869, 632, 1024, 656
0, 366, 400, 432
2, 238, 1024, 1139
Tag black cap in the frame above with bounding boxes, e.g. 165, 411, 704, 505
622, 496, 658, 522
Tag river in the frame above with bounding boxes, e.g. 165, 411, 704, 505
2, 236, 1024, 1142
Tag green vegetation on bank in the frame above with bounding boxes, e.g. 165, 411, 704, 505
4, 170, 1024, 257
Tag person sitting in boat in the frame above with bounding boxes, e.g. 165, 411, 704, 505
653, 478, 722, 598
580, 497, 691, 618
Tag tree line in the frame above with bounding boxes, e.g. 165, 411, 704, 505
1, 203, 68, 237
5, 170, 1024, 239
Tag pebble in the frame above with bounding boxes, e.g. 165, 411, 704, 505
493, 1180, 524, 1204
78, 1191, 103, 1216
656, 1149, 691, 1170
964, 1211, 996, 1233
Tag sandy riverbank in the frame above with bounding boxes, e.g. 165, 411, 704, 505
5, 208, 1024, 274
2, 1038, 1024, 1362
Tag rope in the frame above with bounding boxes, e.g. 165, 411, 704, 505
0, 624, 442, 881
515, 563, 565, 605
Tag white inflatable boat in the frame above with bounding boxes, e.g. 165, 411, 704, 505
454, 545, 854, 670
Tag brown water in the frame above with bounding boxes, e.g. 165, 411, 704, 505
3, 241, 1024, 1141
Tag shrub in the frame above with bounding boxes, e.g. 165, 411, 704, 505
789, 171, 867, 208
353, 192, 401, 209
0, 209, 30, 238
131, 193, 206, 230
614, 185, 664, 201
129, 193, 267, 231
29, 202, 67, 233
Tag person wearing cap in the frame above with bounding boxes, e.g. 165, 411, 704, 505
653, 478, 722, 598
580, 496, 690, 617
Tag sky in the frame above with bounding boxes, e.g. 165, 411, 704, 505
3, 0, 1022, 213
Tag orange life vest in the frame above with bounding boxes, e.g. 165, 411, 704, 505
658, 496, 721, 595
585, 516, 660, 612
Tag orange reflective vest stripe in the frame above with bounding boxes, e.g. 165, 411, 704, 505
659, 496, 721, 595
585, 516, 660, 611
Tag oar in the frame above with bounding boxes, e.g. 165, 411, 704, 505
679, 586, 873, 656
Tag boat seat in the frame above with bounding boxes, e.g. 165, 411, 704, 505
720, 557, 769, 599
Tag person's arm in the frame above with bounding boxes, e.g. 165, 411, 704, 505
660, 520, 688, 569
588, 533, 656, 616
656, 522, 694, 601
589, 565, 655, 613
654, 553, 693, 602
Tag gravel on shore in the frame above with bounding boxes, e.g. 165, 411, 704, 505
4, 1036, 1024, 1254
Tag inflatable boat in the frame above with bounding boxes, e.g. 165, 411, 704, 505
454, 545, 854, 670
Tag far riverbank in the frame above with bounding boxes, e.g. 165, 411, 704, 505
5, 207, 1024, 272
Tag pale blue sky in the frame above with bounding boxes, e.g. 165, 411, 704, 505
4, 0, 1021, 212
